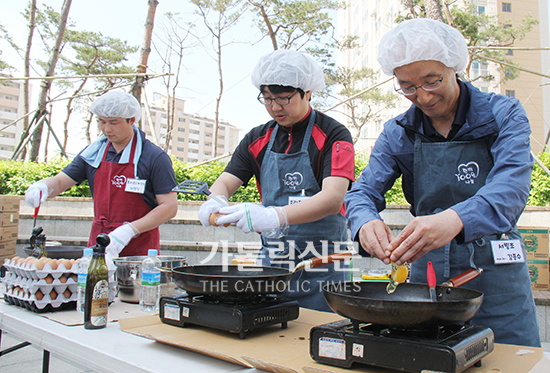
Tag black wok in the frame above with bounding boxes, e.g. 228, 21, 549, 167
165, 251, 353, 298
323, 269, 484, 328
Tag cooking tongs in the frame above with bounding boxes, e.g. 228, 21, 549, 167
172, 180, 228, 206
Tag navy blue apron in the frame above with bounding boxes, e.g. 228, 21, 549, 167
259, 111, 349, 312
409, 137, 540, 347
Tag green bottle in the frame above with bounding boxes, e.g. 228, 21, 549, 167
84, 234, 110, 330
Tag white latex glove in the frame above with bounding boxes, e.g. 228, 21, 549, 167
218, 203, 280, 233
106, 223, 138, 257
25, 181, 51, 208
198, 196, 227, 227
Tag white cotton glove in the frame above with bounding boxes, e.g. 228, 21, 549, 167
198, 196, 228, 227
25, 181, 51, 208
217, 203, 282, 234
106, 223, 138, 257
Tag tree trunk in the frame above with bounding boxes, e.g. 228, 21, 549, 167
85, 111, 93, 145
29, 0, 72, 162
163, 84, 173, 152
249, 1, 278, 50
131, 0, 158, 107
21, 0, 36, 160
62, 78, 88, 149
424, 0, 445, 23
213, 29, 223, 157
442, 1, 454, 26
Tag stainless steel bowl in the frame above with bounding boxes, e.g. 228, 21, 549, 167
113, 255, 187, 303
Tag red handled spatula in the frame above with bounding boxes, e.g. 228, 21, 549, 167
33, 191, 42, 228
427, 261, 437, 302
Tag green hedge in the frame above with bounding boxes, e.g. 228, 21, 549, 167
0, 157, 260, 203
3, 152, 550, 206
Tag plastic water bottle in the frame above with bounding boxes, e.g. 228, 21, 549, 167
139, 249, 161, 311
76, 248, 93, 313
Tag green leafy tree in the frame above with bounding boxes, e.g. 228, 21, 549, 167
248, 0, 339, 51
452, 4, 538, 82
321, 66, 398, 143
31, 5, 137, 149
396, 1, 538, 83
528, 153, 550, 206
55, 30, 138, 148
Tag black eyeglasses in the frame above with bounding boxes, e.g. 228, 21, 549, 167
394, 68, 448, 96
257, 91, 299, 106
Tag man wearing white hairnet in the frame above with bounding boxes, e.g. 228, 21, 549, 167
198, 50, 355, 311
346, 18, 540, 346
25, 91, 178, 257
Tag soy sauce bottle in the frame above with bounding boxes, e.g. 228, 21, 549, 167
84, 234, 110, 330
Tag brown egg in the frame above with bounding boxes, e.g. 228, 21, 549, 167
58, 275, 67, 283
44, 274, 54, 284
60, 259, 72, 270
35, 260, 45, 270
48, 259, 58, 270
35, 289, 44, 300
16, 257, 25, 266
63, 289, 71, 299
40, 257, 49, 262
69, 274, 77, 282
210, 212, 230, 227
49, 289, 58, 300
11, 256, 20, 264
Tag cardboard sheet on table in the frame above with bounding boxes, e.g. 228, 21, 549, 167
39, 299, 155, 326
527, 355, 550, 373
119, 308, 546, 373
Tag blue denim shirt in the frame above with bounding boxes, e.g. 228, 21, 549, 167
345, 80, 534, 246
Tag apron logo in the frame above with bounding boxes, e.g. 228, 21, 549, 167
455, 162, 479, 184
112, 175, 127, 188
283, 172, 303, 190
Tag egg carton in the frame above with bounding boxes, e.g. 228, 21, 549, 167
2, 285, 77, 313
3, 258, 77, 280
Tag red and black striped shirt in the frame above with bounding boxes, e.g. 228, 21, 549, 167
225, 109, 355, 194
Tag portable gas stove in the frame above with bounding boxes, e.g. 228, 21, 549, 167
310, 319, 494, 373
159, 294, 300, 339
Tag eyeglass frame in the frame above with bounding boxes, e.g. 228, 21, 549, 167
393, 67, 448, 96
257, 90, 299, 106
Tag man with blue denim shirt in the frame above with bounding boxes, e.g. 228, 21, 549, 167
345, 19, 540, 347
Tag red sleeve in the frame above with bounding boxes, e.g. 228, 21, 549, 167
331, 141, 355, 181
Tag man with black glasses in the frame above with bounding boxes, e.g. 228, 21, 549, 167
197, 49, 355, 311
345, 18, 540, 347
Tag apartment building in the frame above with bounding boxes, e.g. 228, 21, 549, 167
338, 0, 550, 154
143, 93, 241, 163
0, 77, 24, 160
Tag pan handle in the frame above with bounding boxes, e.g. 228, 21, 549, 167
295, 251, 354, 272
442, 268, 483, 287
155, 266, 172, 273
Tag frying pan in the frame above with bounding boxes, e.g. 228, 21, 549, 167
162, 251, 353, 298
323, 269, 484, 328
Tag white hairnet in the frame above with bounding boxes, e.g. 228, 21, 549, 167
251, 50, 325, 92
90, 91, 141, 122
377, 18, 469, 76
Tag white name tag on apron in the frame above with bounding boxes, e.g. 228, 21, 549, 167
288, 196, 309, 205
125, 178, 146, 194
490, 239, 525, 264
